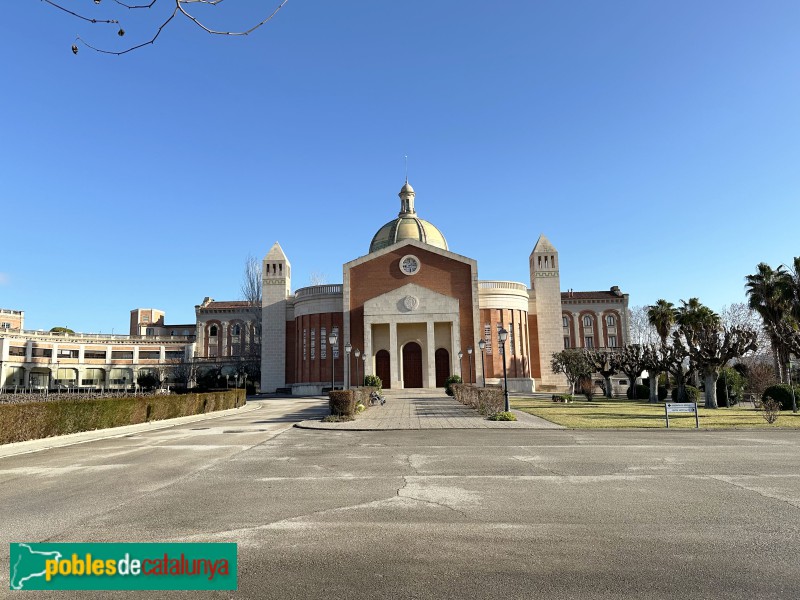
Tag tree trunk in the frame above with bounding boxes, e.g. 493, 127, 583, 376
648, 375, 658, 403
674, 371, 687, 403
704, 371, 719, 409
604, 375, 613, 398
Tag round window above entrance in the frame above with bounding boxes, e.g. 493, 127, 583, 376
399, 255, 421, 276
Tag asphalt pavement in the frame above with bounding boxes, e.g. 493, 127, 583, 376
1, 397, 799, 599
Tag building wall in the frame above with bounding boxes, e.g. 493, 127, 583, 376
347, 244, 476, 379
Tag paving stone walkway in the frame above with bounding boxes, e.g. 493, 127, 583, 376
296, 389, 563, 430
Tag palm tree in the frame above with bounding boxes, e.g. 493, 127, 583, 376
676, 298, 720, 332
745, 263, 789, 381
647, 300, 676, 346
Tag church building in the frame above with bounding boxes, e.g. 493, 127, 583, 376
252, 181, 629, 394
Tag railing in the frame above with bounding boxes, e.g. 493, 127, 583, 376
478, 281, 528, 292
294, 284, 343, 298
1, 330, 194, 343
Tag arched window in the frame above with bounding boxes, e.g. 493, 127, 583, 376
562, 316, 569, 328
232, 324, 241, 336
606, 315, 616, 326
583, 316, 592, 328
209, 325, 218, 337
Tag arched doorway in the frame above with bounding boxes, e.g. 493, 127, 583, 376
375, 349, 391, 389
402, 342, 423, 388
435, 348, 450, 388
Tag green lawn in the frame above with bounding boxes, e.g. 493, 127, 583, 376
512, 397, 800, 429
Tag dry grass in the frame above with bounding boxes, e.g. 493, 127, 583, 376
512, 397, 800, 429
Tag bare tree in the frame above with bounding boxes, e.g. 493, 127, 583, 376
627, 306, 658, 346
240, 254, 262, 387
551, 349, 592, 396
42, 0, 290, 56
308, 271, 329, 286
683, 325, 759, 409
615, 344, 647, 400
720, 303, 770, 354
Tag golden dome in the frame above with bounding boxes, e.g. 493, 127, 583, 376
368, 182, 448, 253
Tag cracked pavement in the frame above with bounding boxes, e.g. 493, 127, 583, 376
1, 397, 799, 598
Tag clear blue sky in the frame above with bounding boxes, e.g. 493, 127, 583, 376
2, 1, 799, 333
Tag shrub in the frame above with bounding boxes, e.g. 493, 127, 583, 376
363, 375, 382, 391
716, 367, 746, 407
488, 411, 517, 421
627, 384, 649, 400
658, 386, 668, 402
328, 390, 355, 417
671, 386, 700, 403
444, 375, 462, 396
577, 376, 595, 402
551, 394, 573, 403
760, 396, 781, 424
452, 384, 504, 415
761, 385, 800, 412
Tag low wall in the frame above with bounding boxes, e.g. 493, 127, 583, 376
0, 390, 246, 445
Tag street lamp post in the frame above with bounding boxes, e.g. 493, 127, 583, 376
478, 339, 486, 387
457, 351, 463, 380
467, 347, 473, 385
345, 342, 352, 390
362, 353, 367, 385
354, 348, 361, 388
498, 328, 510, 412
329, 331, 338, 392
789, 360, 797, 413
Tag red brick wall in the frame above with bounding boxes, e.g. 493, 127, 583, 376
348, 247, 474, 370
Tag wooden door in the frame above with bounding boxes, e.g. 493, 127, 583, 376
375, 349, 391, 389
402, 342, 423, 388
435, 348, 450, 388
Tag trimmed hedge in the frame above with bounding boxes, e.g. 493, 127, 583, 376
452, 384, 504, 416
551, 394, 574, 403
328, 387, 378, 417
0, 390, 246, 445
627, 384, 650, 400
762, 384, 800, 411
671, 385, 701, 403
444, 375, 462, 396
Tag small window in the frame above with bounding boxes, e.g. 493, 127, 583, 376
583, 316, 592, 328
609, 335, 617, 348
584, 337, 594, 349
562, 316, 569, 328
232, 324, 241, 336
606, 315, 616, 326
1, 322, 10, 329
209, 325, 218, 337
564, 337, 570, 349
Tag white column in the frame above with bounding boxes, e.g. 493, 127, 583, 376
426, 320, 436, 388
221, 321, 229, 357
596, 312, 604, 348
389, 322, 399, 388
363, 321, 373, 377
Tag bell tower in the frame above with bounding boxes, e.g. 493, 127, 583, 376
261, 242, 291, 393
528, 234, 566, 389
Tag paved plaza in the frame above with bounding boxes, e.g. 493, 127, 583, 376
297, 388, 563, 430
1, 397, 799, 599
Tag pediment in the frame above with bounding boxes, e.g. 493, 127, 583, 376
363, 283, 459, 317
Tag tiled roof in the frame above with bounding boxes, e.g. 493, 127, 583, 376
561, 291, 624, 300
202, 301, 251, 309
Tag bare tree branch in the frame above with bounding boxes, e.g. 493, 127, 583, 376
42, 0, 119, 24
177, 0, 290, 37
45, 0, 290, 55
76, 8, 178, 56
